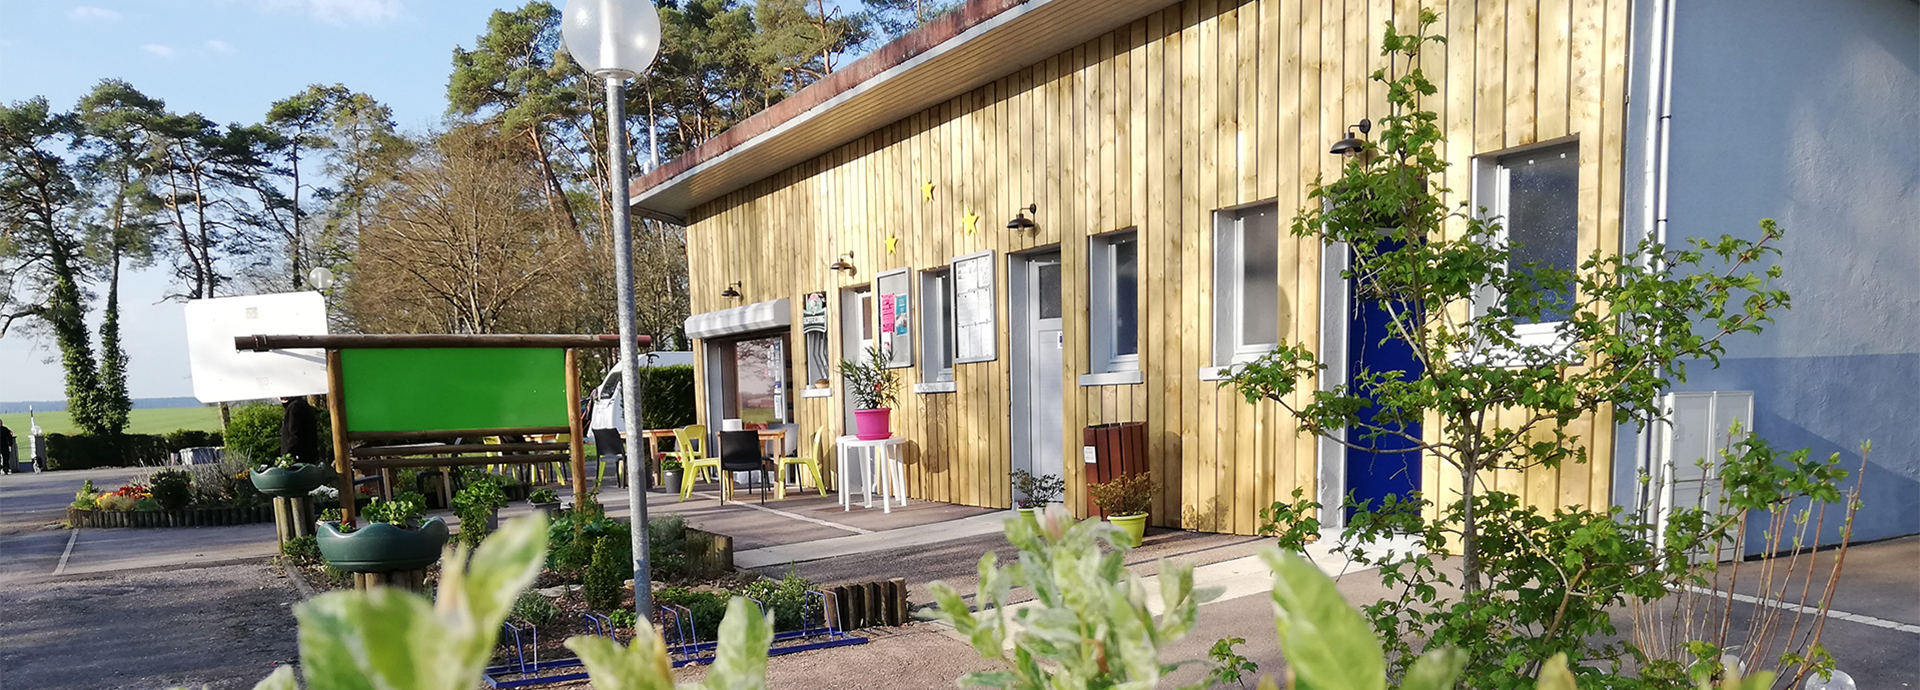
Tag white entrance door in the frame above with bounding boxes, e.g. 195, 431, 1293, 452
1017, 252, 1065, 481
840, 286, 874, 433
1655, 391, 1753, 561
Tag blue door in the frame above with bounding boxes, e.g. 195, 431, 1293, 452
1345, 246, 1423, 519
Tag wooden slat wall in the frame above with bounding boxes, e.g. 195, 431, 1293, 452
683, 0, 1628, 534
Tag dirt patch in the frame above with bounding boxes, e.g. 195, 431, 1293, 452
0, 562, 299, 690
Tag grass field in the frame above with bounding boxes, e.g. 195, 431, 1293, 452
3, 407, 224, 464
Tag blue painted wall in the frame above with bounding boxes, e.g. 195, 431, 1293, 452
1621, 0, 1919, 545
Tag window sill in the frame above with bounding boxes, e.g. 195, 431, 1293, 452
913, 382, 958, 394
1078, 370, 1145, 387
1197, 365, 1242, 382
799, 388, 833, 399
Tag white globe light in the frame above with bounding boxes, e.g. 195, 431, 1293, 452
561, 0, 662, 78
308, 267, 335, 290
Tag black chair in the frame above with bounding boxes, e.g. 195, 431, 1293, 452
591, 428, 634, 489
717, 430, 772, 504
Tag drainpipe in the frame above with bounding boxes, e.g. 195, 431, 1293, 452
1633, 0, 1678, 520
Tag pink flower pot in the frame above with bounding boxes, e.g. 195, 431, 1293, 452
853, 408, 893, 440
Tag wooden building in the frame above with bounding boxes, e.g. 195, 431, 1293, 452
630, 0, 1629, 534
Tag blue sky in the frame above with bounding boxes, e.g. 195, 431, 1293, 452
0, 0, 540, 402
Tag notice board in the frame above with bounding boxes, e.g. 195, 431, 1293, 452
340, 348, 568, 432
953, 250, 997, 363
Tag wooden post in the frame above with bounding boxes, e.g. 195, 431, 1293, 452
325, 350, 356, 524
565, 349, 588, 500
272, 496, 314, 546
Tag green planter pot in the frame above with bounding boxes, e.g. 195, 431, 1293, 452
316, 517, 450, 573
251, 464, 335, 498
1107, 513, 1148, 547
1017, 507, 1044, 532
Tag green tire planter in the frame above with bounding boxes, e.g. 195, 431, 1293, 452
250, 464, 335, 498
316, 517, 450, 573
1107, 513, 1148, 547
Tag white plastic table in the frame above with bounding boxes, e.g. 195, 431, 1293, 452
835, 435, 907, 513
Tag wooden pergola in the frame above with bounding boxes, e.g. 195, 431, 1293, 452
235, 334, 651, 523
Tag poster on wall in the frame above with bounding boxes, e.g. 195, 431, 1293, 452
953, 250, 997, 363
875, 269, 913, 368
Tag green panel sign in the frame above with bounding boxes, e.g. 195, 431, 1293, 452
340, 348, 568, 432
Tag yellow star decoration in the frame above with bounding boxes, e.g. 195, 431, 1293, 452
921, 180, 935, 201
962, 211, 980, 235
886, 235, 899, 255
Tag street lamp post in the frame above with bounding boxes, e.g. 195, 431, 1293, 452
560, 0, 663, 620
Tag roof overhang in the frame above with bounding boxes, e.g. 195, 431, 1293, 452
629, 0, 1181, 225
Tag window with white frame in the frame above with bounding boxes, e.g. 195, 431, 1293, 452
1478, 142, 1579, 346
918, 267, 955, 385
1088, 230, 1140, 375
1212, 203, 1281, 366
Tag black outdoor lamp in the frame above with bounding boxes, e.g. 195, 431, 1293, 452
829, 251, 857, 274
1330, 118, 1372, 156
1006, 204, 1038, 231
720, 281, 742, 299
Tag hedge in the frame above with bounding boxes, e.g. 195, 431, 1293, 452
224, 402, 332, 465
634, 364, 696, 430
44, 430, 227, 470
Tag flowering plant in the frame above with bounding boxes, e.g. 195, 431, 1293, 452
837, 345, 901, 410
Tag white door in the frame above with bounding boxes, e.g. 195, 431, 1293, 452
1019, 253, 1065, 481
840, 286, 873, 433
1655, 391, 1753, 561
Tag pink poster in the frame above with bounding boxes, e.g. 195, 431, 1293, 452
878, 293, 896, 334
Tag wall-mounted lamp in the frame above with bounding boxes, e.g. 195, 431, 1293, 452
1006, 204, 1038, 231
1329, 118, 1372, 156
828, 251, 857, 275
719, 281, 742, 299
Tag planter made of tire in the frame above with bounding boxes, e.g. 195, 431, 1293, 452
250, 464, 335, 498
316, 517, 451, 573
1106, 513, 1148, 547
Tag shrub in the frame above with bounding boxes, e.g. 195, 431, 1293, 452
71, 480, 99, 510
528, 488, 559, 504
1010, 470, 1065, 509
148, 468, 194, 510
161, 428, 223, 451
837, 345, 900, 410
44, 433, 169, 469
634, 364, 697, 430
583, 535, 629, 612
95, 493, 137, 511
737, 572, 817, 633
655, 586, 730, 640
510, 591, 560, 625
360, 497, 420, 528
1087, 473, 1155, 516
453, 478, 508, 547
223, 404, 283, 466
282, 535, 321, 565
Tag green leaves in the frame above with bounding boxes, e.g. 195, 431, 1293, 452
1262, 548, 1385, 690
567, 597, 774, 690
279, 514, 548, 690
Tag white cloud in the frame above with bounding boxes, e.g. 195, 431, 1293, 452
141, 44, 175, 58
69, 6, 123, 21
258, 0, 403, 26
204, 39, 235, 53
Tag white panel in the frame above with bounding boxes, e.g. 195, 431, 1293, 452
183, 292, 329, 404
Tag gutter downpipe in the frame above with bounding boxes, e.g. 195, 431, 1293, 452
1633, 0, 1678, 522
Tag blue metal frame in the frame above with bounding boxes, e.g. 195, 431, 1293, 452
481, 591, 869, 689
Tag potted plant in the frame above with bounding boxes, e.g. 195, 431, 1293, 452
452, 478, 509, 546
250, 454, 335, 498
1011, 469, 1065, 531
528, 488, 561, 518
838, 345, 902, 440
1088, 473, 1157, 547
660, 456, 684, 493
315, 495, 448, 573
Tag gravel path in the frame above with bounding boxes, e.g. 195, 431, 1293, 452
0, 562, 299, 690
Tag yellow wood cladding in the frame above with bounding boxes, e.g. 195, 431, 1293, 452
684, 0, 1628, 534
